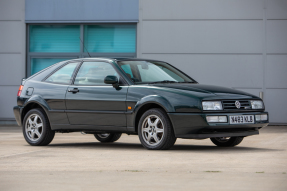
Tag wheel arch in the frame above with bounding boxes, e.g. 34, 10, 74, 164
133, 95, 174, 133
21, 96, 51, 124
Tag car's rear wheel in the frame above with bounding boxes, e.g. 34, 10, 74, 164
210, 137, 243, 147
23, 108, 55, 146
138, 108, 176, 150
94, 133, 122, 142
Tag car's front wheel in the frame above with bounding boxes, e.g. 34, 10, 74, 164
210, 137, 244, 147
94, 133, 122, 142
23, 108, 55, 146
138, 108, 176, 150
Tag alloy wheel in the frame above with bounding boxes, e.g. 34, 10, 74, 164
25, 114, 43, 141
141, 115, 164, 146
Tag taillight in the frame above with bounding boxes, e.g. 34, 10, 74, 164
17, 85, 23, 97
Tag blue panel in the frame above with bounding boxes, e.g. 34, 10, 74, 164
30, 25, 80, 52
31, 58, 71, 75
26, 0, 139, 23
84, 25, 136, 53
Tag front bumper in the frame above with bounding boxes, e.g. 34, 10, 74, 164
168, 112, 268, 139
13, 106, 23, 126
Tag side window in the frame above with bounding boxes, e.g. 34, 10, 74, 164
74, 62, 119, 85
45, 62, 78, 84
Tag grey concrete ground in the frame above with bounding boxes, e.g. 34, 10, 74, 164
0, 126, 286, 191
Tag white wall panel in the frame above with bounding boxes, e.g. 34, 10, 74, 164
0, 86, 18, 119
266, 55, 287, 88
0, 0, 24, 20
0, 22, 23, 52
0, 54, 25, 86
266, 20, 287, 54
267, 0, 287, 19
143, 0, 263, 20
0, 0, 25, 119
142, 54, 263, 88
142, 21, 263, 54
265, 89, 287, 123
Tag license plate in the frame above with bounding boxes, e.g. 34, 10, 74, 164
229, 115, 254, 124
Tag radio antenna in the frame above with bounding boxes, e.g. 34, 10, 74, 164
79, 37, 91, 57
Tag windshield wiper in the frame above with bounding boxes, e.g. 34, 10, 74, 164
148, 80, 178, 84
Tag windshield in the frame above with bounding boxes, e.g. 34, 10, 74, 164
118, 61, 195, 84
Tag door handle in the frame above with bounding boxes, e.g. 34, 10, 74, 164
68, 88, 79, 93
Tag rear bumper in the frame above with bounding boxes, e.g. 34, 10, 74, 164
168, 112, 269, 139
13, 106, 23, 126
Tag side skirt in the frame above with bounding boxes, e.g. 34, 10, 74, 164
51, 124, 130, 133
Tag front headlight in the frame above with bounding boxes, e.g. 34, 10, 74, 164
202, 101, 223, 110
250, 100, 264, 109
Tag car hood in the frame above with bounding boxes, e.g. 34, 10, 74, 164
150, 83, 259, 100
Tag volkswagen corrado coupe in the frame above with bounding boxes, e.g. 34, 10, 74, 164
13, 58, 269, 150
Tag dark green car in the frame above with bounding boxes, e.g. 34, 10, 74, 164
13, 58, 269, 150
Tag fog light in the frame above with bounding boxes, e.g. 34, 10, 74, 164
206, 116, 227, 123
255, 114, 268, 121
218, 116, 227, 122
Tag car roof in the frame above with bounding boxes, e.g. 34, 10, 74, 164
113, 58, 164, 62
68, 57, 164, 63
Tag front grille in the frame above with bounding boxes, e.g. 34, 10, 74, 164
222, 100, 251, 110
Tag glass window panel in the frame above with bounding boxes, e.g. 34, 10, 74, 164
118, 61, 193, 83
158, 66, 184, 82
84, 25, 136, 53
121, 64, 133, 78
74, 62, 119, 85
45, 62, 78, 84
137, 64, 176, 82
30, 25, 80, 52
31, 58, 71, 75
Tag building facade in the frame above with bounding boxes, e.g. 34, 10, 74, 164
0, 0, 286, 124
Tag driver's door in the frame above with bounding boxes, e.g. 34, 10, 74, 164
65, 61, 128, 128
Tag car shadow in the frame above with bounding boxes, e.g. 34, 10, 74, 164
170, 144, 283, 153
47, 142, 283, 153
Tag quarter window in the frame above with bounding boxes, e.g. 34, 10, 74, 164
45, 62, 78, 84
74, 62, 119, 85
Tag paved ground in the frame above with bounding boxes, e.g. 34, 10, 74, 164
0, 126, 286, 191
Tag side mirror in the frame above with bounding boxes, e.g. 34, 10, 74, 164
104, 75, 120, 89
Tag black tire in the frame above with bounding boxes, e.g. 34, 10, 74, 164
138, 108, 176, 150
94, 133, 122, 143
22, 108, 55, 146
210, 137, 244, 147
